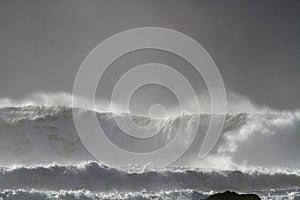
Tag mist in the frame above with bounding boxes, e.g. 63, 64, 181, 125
1, 0, 300, 111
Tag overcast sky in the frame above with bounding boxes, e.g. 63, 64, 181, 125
1, 0, 300, 111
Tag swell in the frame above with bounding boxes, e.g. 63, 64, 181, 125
0, 161, 299, 192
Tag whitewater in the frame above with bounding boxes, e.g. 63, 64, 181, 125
0, 105, 300, 199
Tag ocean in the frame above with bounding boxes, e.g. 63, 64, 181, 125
0, 106, 299, 199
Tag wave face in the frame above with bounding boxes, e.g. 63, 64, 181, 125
0, 106, 93, 166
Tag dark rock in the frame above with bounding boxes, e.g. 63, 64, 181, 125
204, 191, 261, 200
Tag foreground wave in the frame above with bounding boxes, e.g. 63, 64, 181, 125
0, 161, 300, 192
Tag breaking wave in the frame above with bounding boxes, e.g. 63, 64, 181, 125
0, 106, 300, 170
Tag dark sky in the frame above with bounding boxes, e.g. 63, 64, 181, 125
0, 0, 300, 110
